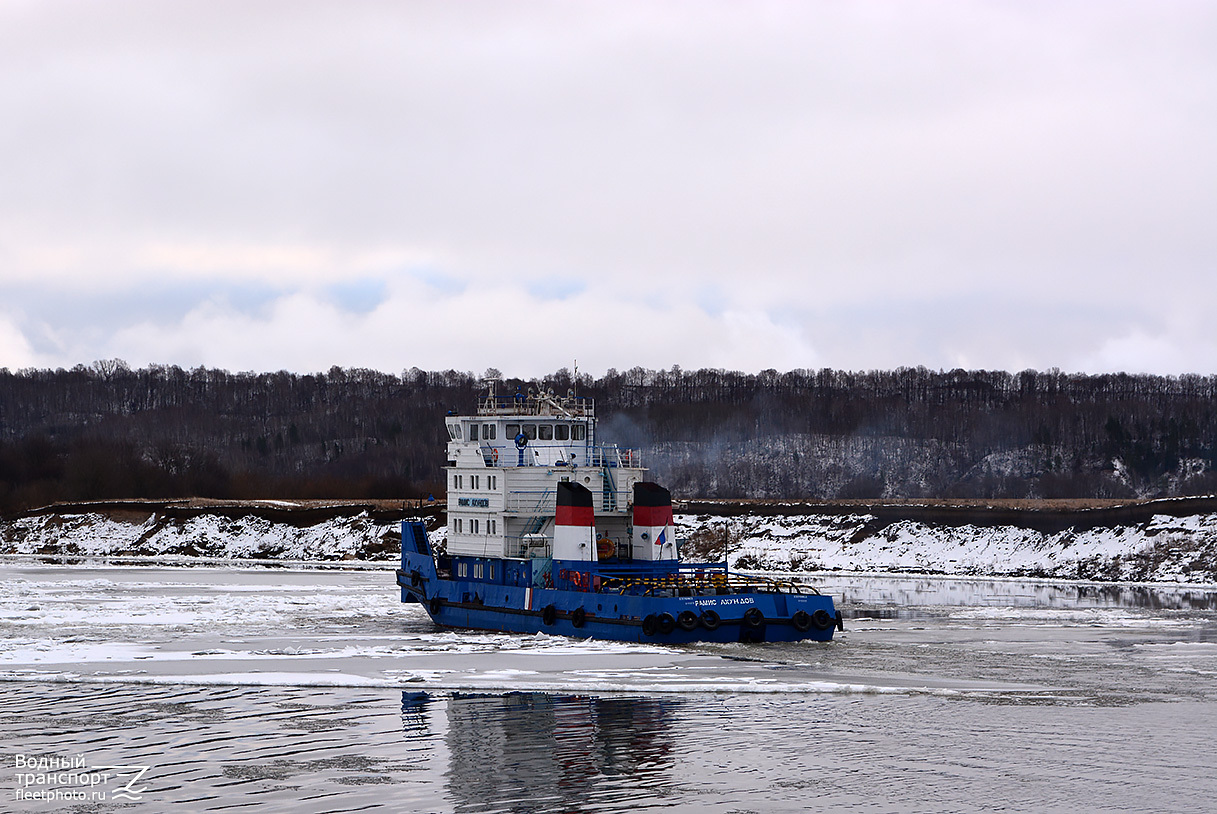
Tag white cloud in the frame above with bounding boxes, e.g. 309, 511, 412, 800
0, 315, 37, 369
1074, 328, 1217, 377
1, 2, 1216, 375
92, 282, 818, 378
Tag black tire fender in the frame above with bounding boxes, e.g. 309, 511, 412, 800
677, 610, 699, 631
812, 609, 834, 630
428, 597, 442, 616
657, 613, 676, 634
743, 607, 765, 628
542, 604, 557, 626
641, 614, 658, 636
791, 610, 813, 632
700, 609, 721, 630
571, 607, 587, 628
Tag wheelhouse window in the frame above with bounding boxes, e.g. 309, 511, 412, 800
446, 424, 458, 440
523, 424, 537, 440
538, 425, 553, 441
468, 423, 479, 441
506, 423, 520, 439
555, 424, 569, 441
483, 423, 496, 440
572, 425, 586, 441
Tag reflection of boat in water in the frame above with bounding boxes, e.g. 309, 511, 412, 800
398, 384, 842, 642
402, 691, 677, 807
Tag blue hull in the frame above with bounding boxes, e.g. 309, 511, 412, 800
398, 524, 841, 644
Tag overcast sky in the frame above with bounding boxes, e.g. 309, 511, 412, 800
2, 1, 1215, 379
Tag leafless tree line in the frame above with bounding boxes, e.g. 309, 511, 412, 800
1, 361, 1213, 510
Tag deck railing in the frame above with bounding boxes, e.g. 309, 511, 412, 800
503, 488, 632, 515
477, 394, 595, 418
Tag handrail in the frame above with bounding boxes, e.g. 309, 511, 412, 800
475, 442, 642, 469
603, 572, 822, 597
477, 395, 595, 417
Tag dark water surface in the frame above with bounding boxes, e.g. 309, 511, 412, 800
3, 563, 1216, 812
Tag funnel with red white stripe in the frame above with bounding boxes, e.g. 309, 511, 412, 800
553, 481, 596, 560
632, 482, 676, 561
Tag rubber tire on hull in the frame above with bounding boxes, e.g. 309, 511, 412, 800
657, 613, 676, 634
812, 609, 834, 631
571, 607, 587, 628
743, 607, 765, 628
700, 610, 721, 630
790, 610, 813, 632
677, 611, 699, 631
410, 569, 422, 587
428, 597, 442, 616
642, 614, 659, 636
542, 604, 558, 626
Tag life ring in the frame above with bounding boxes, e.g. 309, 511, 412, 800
743, 607, 765, 628
791, 610, 812, 632
491, 448, 499, 463
542, 604, 557, 626
571, 607, 587, 628
677, 610, 699, 631
642, 614, 658, 636
596, 537, 616, 560
700, 609, 721, 630
514, 432, 528, 449
811, 609, 834, 631
428, 597, 442, 616
657, 613, 676, 634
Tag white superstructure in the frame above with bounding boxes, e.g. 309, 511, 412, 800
443, 385, 671, 562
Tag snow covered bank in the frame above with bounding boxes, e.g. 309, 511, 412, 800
676, 512, 1217, 584
3, 507, 1216, 584
0, 511, 438, 561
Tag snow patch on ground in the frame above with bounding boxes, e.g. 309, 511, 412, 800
4, 509, 1217, 583
675, 512, 1217, 584
0, 512, 423, 561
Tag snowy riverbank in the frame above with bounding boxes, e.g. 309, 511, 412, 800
3, 505, 1216, 584
675, 511, 1217, 584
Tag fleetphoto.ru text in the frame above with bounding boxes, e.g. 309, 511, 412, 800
11, 753, 151, 804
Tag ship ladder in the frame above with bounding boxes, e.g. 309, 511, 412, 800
601, 464, 617, 512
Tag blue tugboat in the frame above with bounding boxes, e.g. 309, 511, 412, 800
397, 384, 842, 643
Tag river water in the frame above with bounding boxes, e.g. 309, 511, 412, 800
2, 561, 1215, 812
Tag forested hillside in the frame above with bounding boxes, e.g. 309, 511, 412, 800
1, 362, 1214, 511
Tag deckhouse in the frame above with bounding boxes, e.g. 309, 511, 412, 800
443, 385, 675, 564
